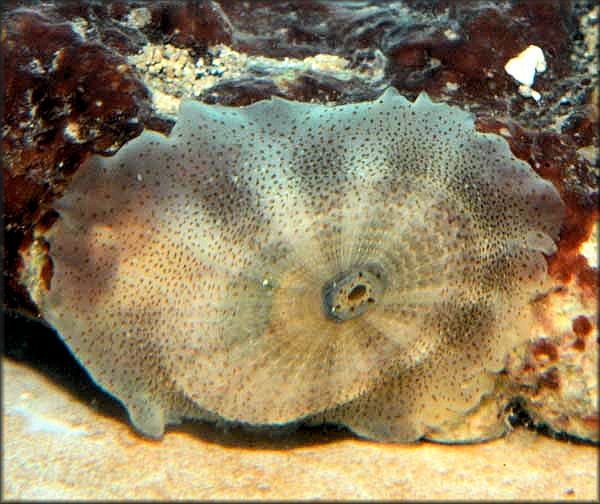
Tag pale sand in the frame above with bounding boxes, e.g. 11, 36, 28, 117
3, 358, 597, 500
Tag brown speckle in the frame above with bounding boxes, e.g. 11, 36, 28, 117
582, 414, 599, 430
538, 367, 560, 390
531, 339, 559, 362
571, 315, 592, 352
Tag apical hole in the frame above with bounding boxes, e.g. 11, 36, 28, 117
348, 284, 367, 301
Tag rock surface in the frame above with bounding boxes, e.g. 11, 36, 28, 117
3, 357, 597, 500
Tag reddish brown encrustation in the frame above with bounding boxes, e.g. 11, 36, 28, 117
2, 8, 151, 313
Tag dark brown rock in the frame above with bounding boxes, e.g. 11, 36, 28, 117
199, 77, 285, 106
146, 1, 233, 57
2, 8, 151, 312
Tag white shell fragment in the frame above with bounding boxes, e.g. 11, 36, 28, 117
27, 88, 565, 442
504, 44, 547, 102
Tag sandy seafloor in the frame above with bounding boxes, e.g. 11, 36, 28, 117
3, 357, 597, 500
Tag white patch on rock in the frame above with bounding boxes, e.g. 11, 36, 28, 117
127, 7, 152, 29
579, 221, 598, 268
504, 45, 547, 102
64, 121, 82, 142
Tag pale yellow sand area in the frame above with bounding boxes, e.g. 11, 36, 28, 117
3, 358, 597, 500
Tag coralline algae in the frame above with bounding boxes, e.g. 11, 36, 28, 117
22, 88, 565, 442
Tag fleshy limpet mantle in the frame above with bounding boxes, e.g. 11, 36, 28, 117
23, 88, 565, 442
